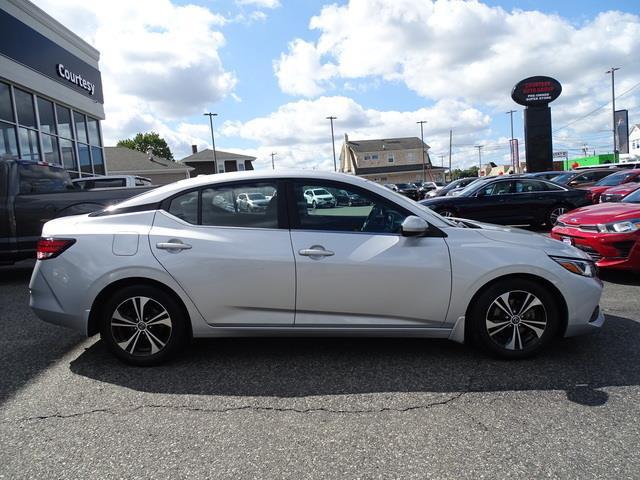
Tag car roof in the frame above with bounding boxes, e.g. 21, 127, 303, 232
109, 170, 401, 207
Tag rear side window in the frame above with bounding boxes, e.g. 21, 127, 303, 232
166, 181, 279, 229
93, 179, 126, 188
18, 163, 74, 194
168, 191, 198, 224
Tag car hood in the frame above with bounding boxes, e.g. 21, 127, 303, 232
453, 219, 591, 259
558, 202, 640, 224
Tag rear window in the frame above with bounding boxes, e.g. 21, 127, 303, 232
18, 162, 75, 194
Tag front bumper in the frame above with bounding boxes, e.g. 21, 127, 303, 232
551, 227, 640, 271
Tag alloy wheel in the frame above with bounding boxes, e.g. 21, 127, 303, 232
549, 206, 568, 225
439, 209, 455, 218
485, 290, 547, 351
111, 296, 173, 356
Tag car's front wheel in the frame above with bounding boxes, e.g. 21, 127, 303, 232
437, 208, 456, 218
468, 278, 560, 359
100, 285, 188, 366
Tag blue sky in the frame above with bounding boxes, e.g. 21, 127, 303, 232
37, 0, 640, 169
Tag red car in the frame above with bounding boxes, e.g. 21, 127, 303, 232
599, 182, 640, 203
581, 169, 640, 203
551, 187, 640, 271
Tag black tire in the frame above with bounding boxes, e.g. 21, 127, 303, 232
468, 278, 560, 359
437, 208, 456, 218
99, 285, 188, 366
546, 204, 570, 226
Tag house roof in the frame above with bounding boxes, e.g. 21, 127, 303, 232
105, 147, 194, 172
179, 149, 256, 164
346, 137, 430, 153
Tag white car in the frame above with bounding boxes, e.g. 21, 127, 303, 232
236, 192, 270, 212
304, 188, 336, 208
30, 170, 604, 366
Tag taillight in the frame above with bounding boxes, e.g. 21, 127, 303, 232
36, 238, 76, 260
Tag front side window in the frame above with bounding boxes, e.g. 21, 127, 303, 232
292, 181, 408, 234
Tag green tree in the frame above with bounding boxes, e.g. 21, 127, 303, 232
117, 132, 174, 160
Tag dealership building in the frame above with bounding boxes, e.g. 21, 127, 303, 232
0, 0, 105, 177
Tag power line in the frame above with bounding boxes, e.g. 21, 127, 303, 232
553, 79, 640, 133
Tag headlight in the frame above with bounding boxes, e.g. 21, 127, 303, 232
596, 220, 640, 233
550, 256, 597, 277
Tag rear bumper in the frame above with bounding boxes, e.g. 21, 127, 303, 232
29, 262, 88, 335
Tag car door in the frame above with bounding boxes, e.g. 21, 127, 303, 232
505, 179, 550, 224
149, 180, 295, 325
288, 179, 451, 327
464, 180, 515, 223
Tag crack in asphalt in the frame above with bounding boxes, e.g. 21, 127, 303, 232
4, 392, 468, 424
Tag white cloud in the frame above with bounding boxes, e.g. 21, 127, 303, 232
236, 0, 281, 9
33, 0, 236, 145
221, 95, 492, 170
275, 0, 640, 112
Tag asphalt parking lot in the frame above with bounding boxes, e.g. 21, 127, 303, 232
1, 260, 639, 479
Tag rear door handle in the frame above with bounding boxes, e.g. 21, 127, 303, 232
156, 241, 192, 251
299, 246, 335, 258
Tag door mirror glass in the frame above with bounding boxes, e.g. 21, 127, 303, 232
401, 216, 428, 236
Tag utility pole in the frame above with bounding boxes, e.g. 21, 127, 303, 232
203, 112, 218, 174
326, 116, 337, 171
506, 110, 516, 173
270, 152, 276, 170
448, 129, 452, 181
475, 145, 483, 176
417, 120, 427, 182
606, 67, 620, 156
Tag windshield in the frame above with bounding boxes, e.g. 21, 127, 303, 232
623, 189, 640, 203
456, 178, 488, 196
595, 172, 631, 187
248, 193, 266, 200
551, 173, 573, 184
313, 189, 330, 195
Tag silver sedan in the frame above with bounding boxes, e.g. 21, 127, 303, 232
30, 170, 604, 365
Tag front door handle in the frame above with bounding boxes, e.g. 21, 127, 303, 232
299, 246, 335, 258
156, 240, 192, 251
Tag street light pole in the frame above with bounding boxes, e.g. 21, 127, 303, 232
475, 145, 483, 176
417, 120, 427, 182
606, 67, 620, 156
270, 152, 276, 170
203, 112, 218, 174
326, 116, 337, 171
506, 110, 516, 172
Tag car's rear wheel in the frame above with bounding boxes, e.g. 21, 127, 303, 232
468, 279, 560, 359
100, 285, 188, 366
546, 204, 570, 226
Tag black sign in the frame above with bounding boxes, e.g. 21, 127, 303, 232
511, 76, 561, 106
0, 8, 103, 103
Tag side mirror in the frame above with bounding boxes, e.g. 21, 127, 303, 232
401, 216, 428, 237
568, 180, 578, 186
